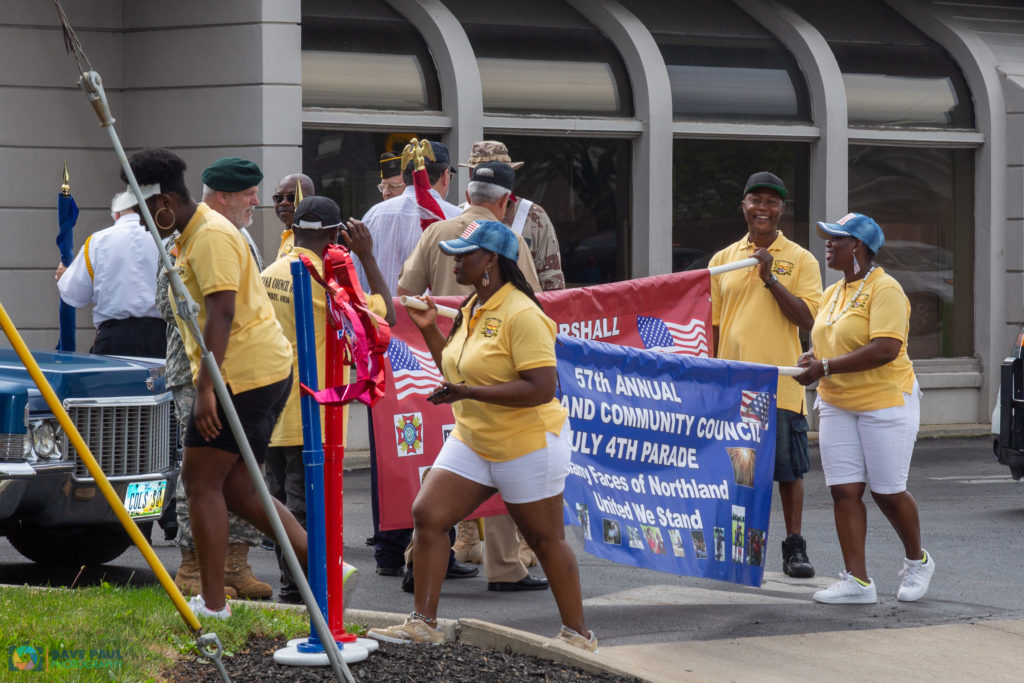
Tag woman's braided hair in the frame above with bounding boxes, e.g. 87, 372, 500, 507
445, 254, 542, 345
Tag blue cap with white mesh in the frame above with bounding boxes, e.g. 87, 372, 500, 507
439, 219, 519, 261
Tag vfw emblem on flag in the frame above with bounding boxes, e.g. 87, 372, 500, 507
387, 338, 443, 399
740, 390, 771, 429
636, 316, 709, 357
394, 413, 424, 457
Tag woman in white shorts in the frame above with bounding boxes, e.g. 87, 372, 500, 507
795, 213, 935, 604
369, 220, 594, 651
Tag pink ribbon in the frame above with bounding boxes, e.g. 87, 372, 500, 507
298, 247, 390, 407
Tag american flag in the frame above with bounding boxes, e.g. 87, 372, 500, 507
387, 338, 443, 400
740, 390, 771, 429
636, 316, 709, 357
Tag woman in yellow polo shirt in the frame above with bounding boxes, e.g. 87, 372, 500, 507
795, 213, 934, 605
123, 149, 307, 619
369, 220, 594, 652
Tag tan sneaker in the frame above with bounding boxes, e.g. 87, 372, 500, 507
551, 625, 598, 653
368, 616, 446, 646
224, 543, 273, 599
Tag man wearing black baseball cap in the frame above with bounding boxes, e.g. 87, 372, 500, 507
708, 171, 822, 579
260, 195, 395, 602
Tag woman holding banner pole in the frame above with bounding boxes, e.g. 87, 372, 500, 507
368, 220, 594, 651
795, 213, 933, 604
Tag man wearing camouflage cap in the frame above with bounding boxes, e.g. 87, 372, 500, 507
458, 141, 565, 292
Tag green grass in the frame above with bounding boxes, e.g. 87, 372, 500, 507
0, 582, 321, 682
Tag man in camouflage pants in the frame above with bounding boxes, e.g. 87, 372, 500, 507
158, 245, 272, 600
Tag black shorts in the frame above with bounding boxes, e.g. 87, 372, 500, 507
774, 408, 810, 482
184, 372, 292, 465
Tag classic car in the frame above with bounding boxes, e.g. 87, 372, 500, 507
0, 349, 179, 566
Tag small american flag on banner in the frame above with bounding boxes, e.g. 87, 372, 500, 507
740, 390, 771, 429
636, 316, 709, 357
387, 338, 443, 400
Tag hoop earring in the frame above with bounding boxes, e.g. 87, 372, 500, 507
482, 267, 490, 287
155, 206, 176, 231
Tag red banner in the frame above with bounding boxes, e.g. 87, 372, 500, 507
373, 269, 712, 530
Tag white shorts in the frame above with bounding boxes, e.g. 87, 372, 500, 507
816, 380, 921, 494
431, 423, 571, 504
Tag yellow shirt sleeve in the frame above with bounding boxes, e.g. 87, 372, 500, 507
507, 306, 558, 372
190, 228, 246, 296
792, 249, 823, 317
868, 283, 909, 343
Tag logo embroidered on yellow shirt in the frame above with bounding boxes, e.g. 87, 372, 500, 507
481, 317, 502, 338
851, 293, 870, 309
773, 259, 794, 276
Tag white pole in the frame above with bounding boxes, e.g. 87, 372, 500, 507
400, 295, 458, 319
707, 257, 758, 276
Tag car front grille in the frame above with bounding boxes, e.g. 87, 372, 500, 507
62, 393, 173, 480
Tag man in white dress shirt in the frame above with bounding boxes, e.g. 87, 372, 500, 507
355, 140, 461, 295
57, 191, 167, 357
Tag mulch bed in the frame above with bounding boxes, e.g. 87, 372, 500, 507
169, 636, 641, 682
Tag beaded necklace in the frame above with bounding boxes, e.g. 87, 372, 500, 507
824, 265, 876, 326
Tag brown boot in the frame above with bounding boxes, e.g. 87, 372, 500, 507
453, 520, 482, 564
175, 548, 238, 598
224, 543, 273, 599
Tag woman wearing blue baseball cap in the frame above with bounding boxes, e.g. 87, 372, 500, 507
795, 213, 934, 605
369, 220, 594, 651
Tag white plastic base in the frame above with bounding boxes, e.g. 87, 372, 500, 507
273, 642, 368, 666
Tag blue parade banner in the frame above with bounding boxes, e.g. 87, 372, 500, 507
556, 334, 778, 587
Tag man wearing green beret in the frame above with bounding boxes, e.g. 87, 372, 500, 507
201, 157, 265, 269
166, 156, 273, 601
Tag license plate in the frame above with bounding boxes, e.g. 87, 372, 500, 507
124, 480, 166, 518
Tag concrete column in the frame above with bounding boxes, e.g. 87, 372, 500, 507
385, 0, 484, 201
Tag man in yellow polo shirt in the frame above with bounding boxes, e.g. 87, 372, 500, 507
261, 195, 395, 603
709, 171, 822, 578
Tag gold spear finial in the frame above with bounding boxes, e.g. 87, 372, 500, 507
294, 177, 304, 205
60, 160, 71, 197
400, 138, 435, 173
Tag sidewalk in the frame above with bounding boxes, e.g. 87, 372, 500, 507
342, 599, 1023, 683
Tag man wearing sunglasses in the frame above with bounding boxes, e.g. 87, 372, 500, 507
271, 173, 315, 259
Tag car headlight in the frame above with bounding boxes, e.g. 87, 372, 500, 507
24, 419, 63, 462
31, 421, 58, 459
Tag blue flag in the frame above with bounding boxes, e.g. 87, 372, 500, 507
556, 334, 778, 587
56, 192, 79, 352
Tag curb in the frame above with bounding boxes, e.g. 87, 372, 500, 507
278, 605, 641, 680
457, 618, 646, 682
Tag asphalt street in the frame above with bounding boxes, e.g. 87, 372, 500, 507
3, 435, 1022, 650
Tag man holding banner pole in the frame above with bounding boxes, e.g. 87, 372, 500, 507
709, 171, 822, 578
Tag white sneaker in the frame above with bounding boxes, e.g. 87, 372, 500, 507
813, 571, 877, 604
897, 549, 935, 602
188, 594, 232, 619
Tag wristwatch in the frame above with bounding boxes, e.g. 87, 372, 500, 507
764, 275, 779, 289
